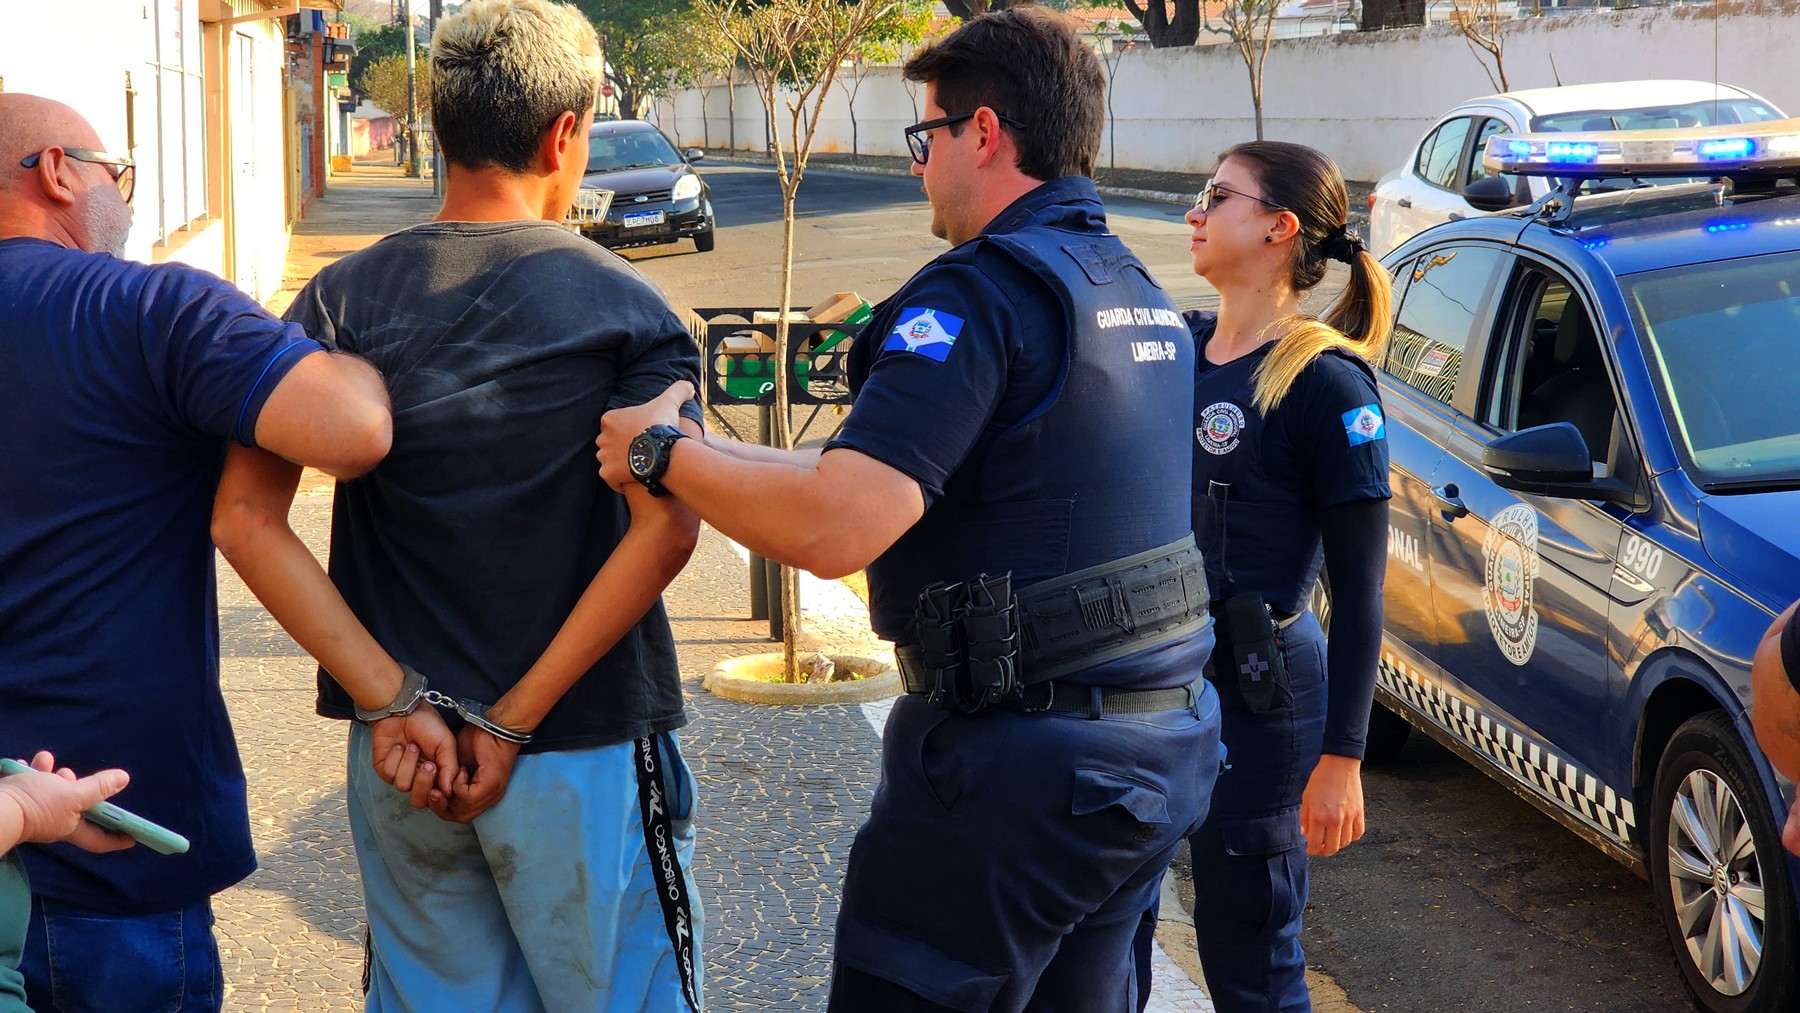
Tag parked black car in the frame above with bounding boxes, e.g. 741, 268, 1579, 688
577, 120, 714, 253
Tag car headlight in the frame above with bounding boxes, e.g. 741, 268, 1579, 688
672, 173, 702, 202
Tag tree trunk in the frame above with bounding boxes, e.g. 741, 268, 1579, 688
1250, 69, 1263, 141
775, 180, 801, 680
728, 68, 737, 151
1124, 0, 1201, 47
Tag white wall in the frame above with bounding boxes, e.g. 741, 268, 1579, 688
655, 0, 1800, 182
0, 0, 292, 299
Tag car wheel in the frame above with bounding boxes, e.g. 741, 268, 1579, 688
694, 228, 715, 253
1648, 711, 1798, 1013
1309, 573, 1410, 764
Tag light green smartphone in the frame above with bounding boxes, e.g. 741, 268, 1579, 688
1, 758, 190, 856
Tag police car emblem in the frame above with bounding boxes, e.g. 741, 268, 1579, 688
1482, 503, 1540, 666
1197, 401, 1246, 456
882, 306, 965, 362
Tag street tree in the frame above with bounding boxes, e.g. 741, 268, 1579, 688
1121, 0, 1203, 47
833, 0, 935, 162
363, 53, 432, 153
571, 0, 714, 120
674, 17, 736, 147
1448, 0, 1512, 92
1206, 0, 1280, 141
348, 23, 411, 99
1094, 19, 1143, 175
700, 0, 900, 681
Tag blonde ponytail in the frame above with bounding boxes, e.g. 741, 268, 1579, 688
1249, 250, 1394, 414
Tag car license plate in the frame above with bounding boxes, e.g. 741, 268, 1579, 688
622, 210, 666, 228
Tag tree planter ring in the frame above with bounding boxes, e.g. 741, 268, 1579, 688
704, 652, 901, 705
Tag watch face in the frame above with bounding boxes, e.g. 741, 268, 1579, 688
629, 440, 654, 478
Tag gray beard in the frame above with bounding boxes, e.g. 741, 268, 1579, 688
80, 194, 131, 257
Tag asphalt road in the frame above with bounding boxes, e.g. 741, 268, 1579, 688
626, 162, 1699, 1013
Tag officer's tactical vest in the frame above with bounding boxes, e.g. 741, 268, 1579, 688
869, 222, 1196, 636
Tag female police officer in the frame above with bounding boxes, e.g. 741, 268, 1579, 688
1180, 141, 1394, 1012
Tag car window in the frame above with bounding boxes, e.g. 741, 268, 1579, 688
1491, 270, 1619, 465
1465, 117, 1513, 186
1531, 98, 1782, 133
1384, 245, 1507, 405
587, 129, 683, 172
1626, 250, 1800, 489
1416, 117, 1474, 189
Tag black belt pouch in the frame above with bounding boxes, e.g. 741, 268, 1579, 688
1222, 592, 1291, 714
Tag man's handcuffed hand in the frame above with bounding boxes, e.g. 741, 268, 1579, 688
430, 726, 524, 824
0, 751, 135, 854
596, 380, 695, 493
370, 706, 460, 810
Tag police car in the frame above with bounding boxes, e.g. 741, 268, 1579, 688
1342, 118, 1800, 1012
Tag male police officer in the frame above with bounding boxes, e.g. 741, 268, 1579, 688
597, 9, 1222, 1011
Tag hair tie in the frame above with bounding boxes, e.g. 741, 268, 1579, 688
1319, 222, 1365, 264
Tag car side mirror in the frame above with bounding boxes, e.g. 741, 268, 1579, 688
1463, 173, 1520, 213
1482, 422, 1594, 492
684, 148, 706, 163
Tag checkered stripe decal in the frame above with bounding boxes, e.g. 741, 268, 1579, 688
1378, 654, 1636, 847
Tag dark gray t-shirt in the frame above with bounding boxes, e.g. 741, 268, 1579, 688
285, 220, 701, 753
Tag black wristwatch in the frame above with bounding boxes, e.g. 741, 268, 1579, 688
627, 424, 688, 497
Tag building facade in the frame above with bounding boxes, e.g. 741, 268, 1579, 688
3, 0, 346, 303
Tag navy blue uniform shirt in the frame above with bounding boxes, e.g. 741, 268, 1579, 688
1190, 312, 1391, 613
0, 239, 321, 914
829, 177, 1209, 689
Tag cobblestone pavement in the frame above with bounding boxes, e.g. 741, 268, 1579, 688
213, 484, 1217, 1011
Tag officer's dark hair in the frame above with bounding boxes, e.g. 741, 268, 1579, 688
430, 0, 602, 173
1221, 140, 1395, 413
902, 7, 1104, 181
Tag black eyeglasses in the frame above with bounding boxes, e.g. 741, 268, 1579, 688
1193, 180, 1283, 214
21, 148, 136, 203
904, 111, 1027, 166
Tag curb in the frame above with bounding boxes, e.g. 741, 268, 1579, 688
704, 652, 902, 705
709, 156, 1195, 207
707, 156, 1372, 228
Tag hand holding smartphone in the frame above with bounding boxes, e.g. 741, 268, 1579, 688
0, 757, 190, 856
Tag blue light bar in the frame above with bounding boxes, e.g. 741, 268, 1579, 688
1699, 138, 1753, 160
1481, 118, 1800, 180
1548, 141, 1600, 163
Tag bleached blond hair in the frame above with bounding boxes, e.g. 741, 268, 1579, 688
430, 0, 602, 171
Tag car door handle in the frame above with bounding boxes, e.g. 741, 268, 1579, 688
1432, 484, 1468, 518
1397, 198, 1413, 208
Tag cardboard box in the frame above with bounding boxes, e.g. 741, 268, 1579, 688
804, 291, 865, 325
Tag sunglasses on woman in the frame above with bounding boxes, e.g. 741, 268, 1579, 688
21, 148, 136, 204
1193, 180, 1284, 214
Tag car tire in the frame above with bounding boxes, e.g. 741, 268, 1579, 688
1648, 711, 1799, 1013
1309, 573, 1410, 764
694, 228, 715, 253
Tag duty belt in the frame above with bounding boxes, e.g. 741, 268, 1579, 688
897, 534, 1210, 714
